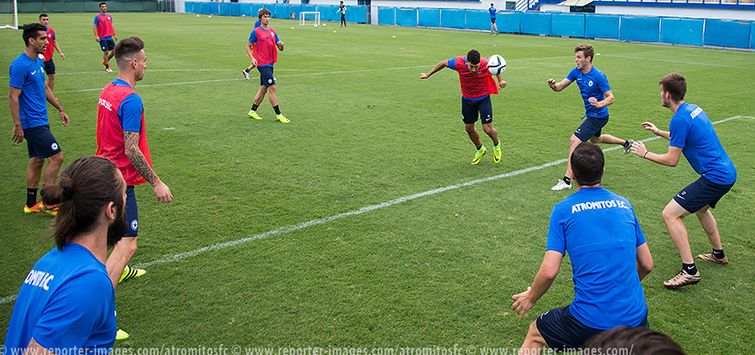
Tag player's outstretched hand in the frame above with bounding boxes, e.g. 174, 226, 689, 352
12, 124, 24, 143
588, 97, 599, 107
641, 122, 660, 136
511, 286, 534, 320
547, 78, 557, 89
499, 80, 507, 89
420, 73, 431, 79
59, 111, 70, 127
154, 181, 173, 203
631, 141, 648, 157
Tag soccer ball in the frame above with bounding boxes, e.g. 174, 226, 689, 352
488, 54, 506, 75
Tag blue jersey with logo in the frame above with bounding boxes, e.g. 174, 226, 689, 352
3, 243, 116, 355
566, 66, 610, 118
489, 7, 497, 18
9, 53, 48, 129
669, 102, 736, 185
546, 187, 648, 330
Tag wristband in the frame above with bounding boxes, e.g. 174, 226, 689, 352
643, 151, 648, 158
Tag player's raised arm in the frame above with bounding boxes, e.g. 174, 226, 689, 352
496, 73, 507, 89
641, 121, 670, 140
420, 60, 448, 79
631, 141, 682, 167
547, 78, 571, 92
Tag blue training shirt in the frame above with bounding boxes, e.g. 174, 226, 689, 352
546, 187, 648, 330
566, 66, 610, 118
254, 20, 261, 28
669, 102, 736, 185
111, 78, 143, 133
489, 7, 497, 19
3, 243, 116, 355
9, 53, 48, 129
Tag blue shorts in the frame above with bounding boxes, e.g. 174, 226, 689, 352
258, 65, 275, 87
43, 60, 55, 75
574, 115, 609, 142
674, 176, 734, 213
536, 306, 648, 351
23, 125, 61, 159
124, 186, 139, 237
100, 38, 115, 51
490, 18, 496, 24
461, 96, 493, 125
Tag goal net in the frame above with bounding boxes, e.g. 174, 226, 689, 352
0, 0, 18, 30
299, 11, 320, 26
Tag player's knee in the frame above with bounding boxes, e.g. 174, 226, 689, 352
29, 158, 45, 168
662, 206, 680, 222
464, 125, 476, 133
49, 152, 64, 165
483, 124, 496, 134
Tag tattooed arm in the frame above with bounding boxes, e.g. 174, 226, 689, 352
124, 131, 173, 202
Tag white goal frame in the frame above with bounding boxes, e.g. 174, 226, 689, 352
1, 0, 18, 30
299, 11, 320, 26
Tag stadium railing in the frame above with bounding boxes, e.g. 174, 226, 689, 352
182, 2, 754, 50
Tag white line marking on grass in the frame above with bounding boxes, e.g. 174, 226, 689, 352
0, 114, 751, 306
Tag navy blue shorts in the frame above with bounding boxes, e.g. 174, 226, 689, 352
258, 65, 276, 87
674, 176, 734, 213
43, 60, 55, 75
100, 38, 115, 51
574, 115, 609, 142
23, 125, 61, 159
490, 18, 496, 24
536, 306, 648, 351
461, 96, 493, 125
124, 186, 139, 237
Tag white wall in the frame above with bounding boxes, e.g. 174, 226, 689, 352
595, 5, 755, 20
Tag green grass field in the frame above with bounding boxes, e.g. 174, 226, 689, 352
1, 12, 754, 353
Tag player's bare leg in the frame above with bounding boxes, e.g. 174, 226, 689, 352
267, 86, 288, 123
26, 158, 44, 192
661, 200, 702, 288
48, 74, 56, 92
483, 124, 502, 163
519, 321, 547, 355
106, 236, 139, 288
465, 124, 482, 148
564, 134, 582, 179
248, 86, 268, 120
695, 206, 723, 250
43, 152, 64, 188
591, 134, 634, 154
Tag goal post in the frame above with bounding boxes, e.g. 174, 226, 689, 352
0, 0, 18, 30
299, 11, 320, 27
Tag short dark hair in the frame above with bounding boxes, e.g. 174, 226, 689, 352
99, 2, 107, 6
114, 36, 145, 69
659, 72, 687, 102
42, 156, 125, 250
583, 327, 685, 354
575, 44, 594, 62
22, 23, 46, 46
39, 13, 48, 19
467, 49, 481, 65
571, 142, 604, 186
258, 8, 270, 19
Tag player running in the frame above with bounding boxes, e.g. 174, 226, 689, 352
547, 44, 634, 191
420, 49, 507, 164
